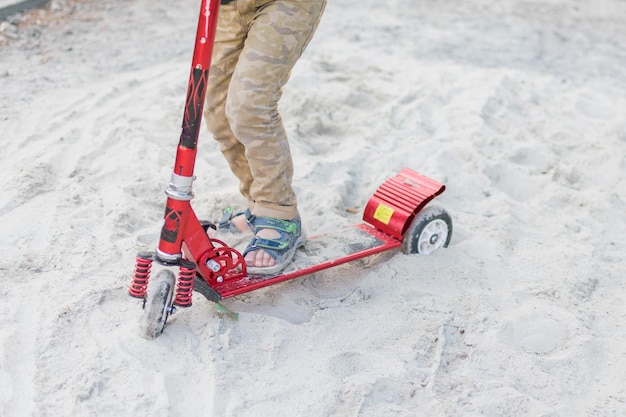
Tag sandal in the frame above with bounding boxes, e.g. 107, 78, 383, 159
217, 207, 255, 234
243, 215, 306, 275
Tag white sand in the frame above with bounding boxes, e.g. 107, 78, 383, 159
1, 0, 626, 415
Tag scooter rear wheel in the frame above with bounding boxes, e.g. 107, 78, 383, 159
401, 205, 453, 255
141, 269, 176, 339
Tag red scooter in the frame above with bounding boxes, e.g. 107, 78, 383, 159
128, 0, 453, 339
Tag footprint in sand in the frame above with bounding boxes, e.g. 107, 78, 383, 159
482, 142, 557, 201
498, 310, 569, 355
483, 161, 548, 202
0, 163, 57, 217
574, 91, 617, 121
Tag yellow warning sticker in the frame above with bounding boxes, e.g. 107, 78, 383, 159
373, 203, 394, 225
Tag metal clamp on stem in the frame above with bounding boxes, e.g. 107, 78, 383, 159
165, 173, 195, 201
155, 248, 182, 265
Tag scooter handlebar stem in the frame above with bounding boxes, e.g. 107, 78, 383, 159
157, 0, 220, 260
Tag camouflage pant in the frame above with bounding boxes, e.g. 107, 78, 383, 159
203, 0, 326, 220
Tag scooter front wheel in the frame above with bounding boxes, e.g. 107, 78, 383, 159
401, 205, 453, 255
141, 269, 176, 339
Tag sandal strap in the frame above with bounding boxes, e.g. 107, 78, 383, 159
217, 207, 254, 232
246, 234, 291, 253
242, 216, 302, 261
252, 216, 300, 235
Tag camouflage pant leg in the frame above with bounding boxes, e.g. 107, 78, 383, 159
203, 0, 326, 220
203, 2, 253, 202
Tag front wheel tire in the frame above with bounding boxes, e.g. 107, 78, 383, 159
141, 269, 176, 339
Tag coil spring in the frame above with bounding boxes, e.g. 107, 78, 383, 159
174, 266, 195, 307
129, 255, 152, 298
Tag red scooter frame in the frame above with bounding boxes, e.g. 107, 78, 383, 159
128, 0, 449, 313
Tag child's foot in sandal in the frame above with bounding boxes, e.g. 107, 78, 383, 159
210, 207, 255, 236
243, 215, 306, 275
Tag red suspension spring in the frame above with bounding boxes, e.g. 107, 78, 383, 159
174, 266, 195, 307
129, 255, 153, 298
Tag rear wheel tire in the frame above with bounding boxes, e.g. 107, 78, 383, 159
141, 269, 176, 339
402, 205, 453, 255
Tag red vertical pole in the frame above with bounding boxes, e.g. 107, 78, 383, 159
156, 0, 220, 263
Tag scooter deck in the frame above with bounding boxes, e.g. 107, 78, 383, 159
198, 223, 402, 300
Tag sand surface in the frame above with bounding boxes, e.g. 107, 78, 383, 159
1, 0, 626, 416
